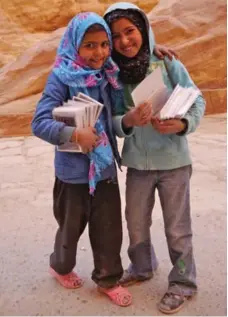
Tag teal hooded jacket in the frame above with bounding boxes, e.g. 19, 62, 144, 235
104, 2, 206, 170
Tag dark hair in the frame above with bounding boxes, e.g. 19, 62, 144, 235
86, 23, 105, 33
104, 9, 150, 84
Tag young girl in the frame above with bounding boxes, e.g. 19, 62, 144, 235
31, 12, 133, 307
104, 3, 206, 314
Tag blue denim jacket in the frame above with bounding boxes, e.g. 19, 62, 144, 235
31, 71, 121, 184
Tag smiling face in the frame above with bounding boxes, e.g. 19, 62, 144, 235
110, 17, 143, 58
78, 29, 110, 69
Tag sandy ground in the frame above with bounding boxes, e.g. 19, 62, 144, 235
0, 114, 226, 316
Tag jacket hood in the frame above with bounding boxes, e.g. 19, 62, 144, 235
104, 2, 154, 54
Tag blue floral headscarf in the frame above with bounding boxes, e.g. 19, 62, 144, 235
53, 12, 122, 194
53, 12, 121, 89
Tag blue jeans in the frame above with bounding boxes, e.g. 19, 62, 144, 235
125, 165, 197, 296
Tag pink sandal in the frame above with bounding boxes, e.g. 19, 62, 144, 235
49, 267, 83, 289
98, 285, 132, 307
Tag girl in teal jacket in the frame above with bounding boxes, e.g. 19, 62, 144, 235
104, 2, 206, 314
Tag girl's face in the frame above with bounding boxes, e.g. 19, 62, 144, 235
79, 30, 110, 69
111, 18, 143, 58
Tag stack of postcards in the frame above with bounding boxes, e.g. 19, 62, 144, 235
52, 93, 103, 152
131, 66, 200, 120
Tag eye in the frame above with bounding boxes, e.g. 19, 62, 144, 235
84, 43, 95, 49
112, 34, 120, 40
126, 28, 134, 35
102, 41, 110, 48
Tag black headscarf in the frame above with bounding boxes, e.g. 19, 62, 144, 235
105, 9, 150, 84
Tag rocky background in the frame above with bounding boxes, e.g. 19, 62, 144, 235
0, 0, 226, 137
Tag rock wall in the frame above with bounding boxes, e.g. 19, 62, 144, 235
148, 0, 227, 115
0, 0, 226, 137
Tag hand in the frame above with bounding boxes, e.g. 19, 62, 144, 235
71, 127, 98, 153
151, 118, 186, 134
123, 102, 152, 128
153, 44, 179, 61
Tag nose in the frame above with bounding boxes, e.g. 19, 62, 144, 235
95, 46, 104, 58
120, 35, 129, 46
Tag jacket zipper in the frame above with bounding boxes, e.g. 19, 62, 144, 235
141, 126, 148, 170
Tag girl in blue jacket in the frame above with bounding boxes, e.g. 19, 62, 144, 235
31, 12, 133, 307
104, 2, 206, 314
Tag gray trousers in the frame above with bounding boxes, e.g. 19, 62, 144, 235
50, 177, 123, 288
125, 165, 197, 296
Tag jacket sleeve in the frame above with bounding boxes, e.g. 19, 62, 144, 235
164, 56, 206, 135
111, 86, 135, 138
112, 115, 134, 138
31, 72, 75, 145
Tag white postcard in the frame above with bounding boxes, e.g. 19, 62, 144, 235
131, 66, 200, 120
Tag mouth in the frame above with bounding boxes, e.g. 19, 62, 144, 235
121, 45, 136, 54
90, 59, 104, 64
122, 45, 132, 52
